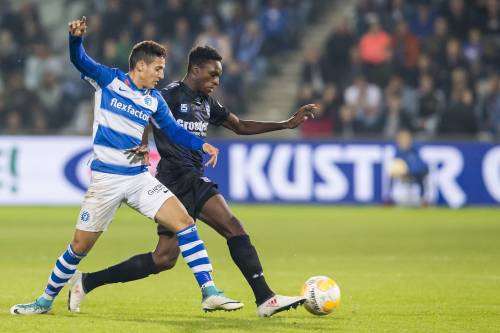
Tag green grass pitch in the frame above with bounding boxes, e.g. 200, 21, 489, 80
0, 206, 499, 333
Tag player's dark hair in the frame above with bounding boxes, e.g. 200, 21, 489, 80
129, 41, 167, 70
187, 45, 222, 72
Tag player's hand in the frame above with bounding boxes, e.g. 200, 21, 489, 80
286, 104, 317, 129
202, 143, 219, 168
125, 144, 150, 165
69, 16, 87, 37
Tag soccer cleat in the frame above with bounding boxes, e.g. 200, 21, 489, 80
10, 297, 53, 315
256, 294, 306, 317
68, 271, 86, 313
201, 286, 244, 312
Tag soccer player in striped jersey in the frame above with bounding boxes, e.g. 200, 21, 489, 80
10, 16, 242, 315
69, 45, 317, 317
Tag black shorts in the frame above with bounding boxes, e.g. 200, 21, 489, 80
155, 172, 219, 236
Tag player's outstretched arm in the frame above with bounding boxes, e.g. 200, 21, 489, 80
222, 104, 317, 135
68, 16, 114, 86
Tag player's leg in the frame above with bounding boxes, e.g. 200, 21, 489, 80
153, 196, 243, 311
68, 233, 179, 312
126, 173, 243, 311
199, 194, 306, 317
82, 234, 178, 293
10, 229, 101, 315
11, 171, 122, 315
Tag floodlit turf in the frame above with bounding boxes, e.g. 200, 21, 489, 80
0, 206, 499, 333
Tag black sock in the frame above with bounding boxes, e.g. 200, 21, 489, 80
82, 252, 158, 293
227, 235, 274, 305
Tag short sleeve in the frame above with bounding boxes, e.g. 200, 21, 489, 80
208, 97, 230, 126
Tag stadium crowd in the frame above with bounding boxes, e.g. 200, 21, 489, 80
299, 0, 500, 140
0, 0, 322, 134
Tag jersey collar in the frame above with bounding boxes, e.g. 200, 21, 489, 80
180, 80, 205, 99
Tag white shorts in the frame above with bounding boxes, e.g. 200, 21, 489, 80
76, 171, 174, 232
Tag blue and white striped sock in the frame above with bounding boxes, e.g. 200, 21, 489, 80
41, 244, 86, 301
176, 225, 214, 288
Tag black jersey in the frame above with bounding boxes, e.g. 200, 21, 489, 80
153, 81, 229, 179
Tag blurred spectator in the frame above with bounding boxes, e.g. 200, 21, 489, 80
337, 104, 357, 138
423, 16, 449, 65
448, 68, 472, 105
286, 0, 313, 43
237, 20, 267, 85
323, 18, 355, 87
0, 30, 23, 76
382, 93, 414, 138
155, 0, 191, 36
478, 74, 500, 137
220, 61, 246, 115
322, 83, 343, 134
359, 16, 392, 65
194, 19, 232, 61
297, 83, 339, 138
382, 0, 411, 33
301, 49, 326, 94
345, 74, 383, 134
259, 0, 290, 56
392, 20, 420, 80
36, 71, 63, 129
385, 73, 418, 116
24, 42, 61, 91
359, 15, 392, 85
128, 9, 146, 42
463, 28, 484, 80
354, 0, 379, 36
388, 129, 429, 206
142, 22, 159, 41
101, 0, 125, 39
407, 1, 436, 39
441, 0, 470, 41
438, 38, 469, 95
415, 73, 444, 136
4, 72, 46, 133
480, 0, 500, 36
437, 89, 479, 136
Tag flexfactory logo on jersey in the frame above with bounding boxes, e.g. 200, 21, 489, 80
176, 119, 208, 136
110, 98, 149, 121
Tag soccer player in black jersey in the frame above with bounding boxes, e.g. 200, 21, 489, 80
69, 45, 317, 317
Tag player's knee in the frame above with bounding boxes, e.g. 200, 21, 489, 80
179, 214, 194, 228
70, 239, 90, 255
152, 251, 179, 272
223, 216, 247, 239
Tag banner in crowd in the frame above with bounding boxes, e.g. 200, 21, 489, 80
0, 137, 498, 207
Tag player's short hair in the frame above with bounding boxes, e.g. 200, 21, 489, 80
187, 45, 222, 72
129, 41, 167, 70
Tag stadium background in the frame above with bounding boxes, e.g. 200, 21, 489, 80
0, 1, 499, 333
1, 0, 499, 207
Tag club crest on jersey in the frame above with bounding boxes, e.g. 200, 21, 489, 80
144, 95, 152, 106
80, 211, 90, 223
180, 104, 189, 113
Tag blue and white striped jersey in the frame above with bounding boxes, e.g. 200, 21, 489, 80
69, 35, 204, 176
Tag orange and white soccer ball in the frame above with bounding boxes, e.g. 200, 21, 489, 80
301, 276, 341, 315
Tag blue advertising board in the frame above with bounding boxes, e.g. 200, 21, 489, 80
201, 140, 500, 207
